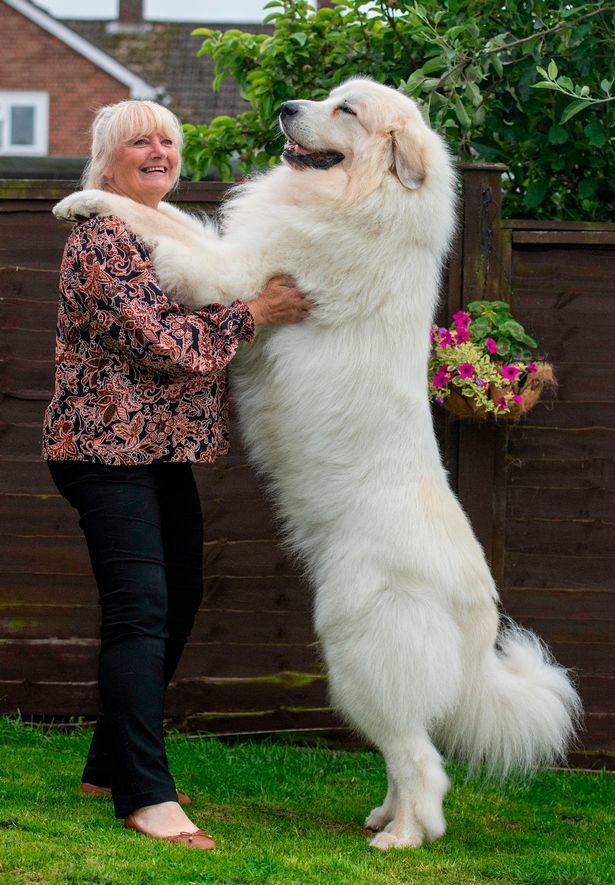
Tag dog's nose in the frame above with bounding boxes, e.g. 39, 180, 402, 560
280, 101, 302, 117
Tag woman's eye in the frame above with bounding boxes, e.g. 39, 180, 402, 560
338, 105, 357, 116
134, 138, 148, 145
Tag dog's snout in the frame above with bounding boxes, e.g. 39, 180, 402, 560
281, 101, 302, 117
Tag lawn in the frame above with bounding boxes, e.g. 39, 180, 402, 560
0, 717, 612, 884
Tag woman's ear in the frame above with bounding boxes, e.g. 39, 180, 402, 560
390, 123, 426, 190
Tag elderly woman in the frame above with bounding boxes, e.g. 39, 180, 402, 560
42, 100, 312, 850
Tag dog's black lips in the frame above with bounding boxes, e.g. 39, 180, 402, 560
282, 138, 345, 170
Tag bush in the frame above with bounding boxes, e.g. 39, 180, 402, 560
183, 0, 613, 220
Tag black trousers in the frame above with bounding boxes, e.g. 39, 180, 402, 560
48, 460, 204, 818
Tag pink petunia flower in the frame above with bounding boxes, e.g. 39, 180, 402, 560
455, 327, 470, 344
486, 337, 498, 354
501, 365, 521, 381
458, 362, 475, 379
452, 310, 471, 329
512, 394, 523, 404
438, 329, 454, 348
432, 367, 451, 388
496, 396, 508, 410
527, 362, 537, 374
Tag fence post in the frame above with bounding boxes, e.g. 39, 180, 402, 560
453, 164, 509, 582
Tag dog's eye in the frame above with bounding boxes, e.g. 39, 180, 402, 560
338, 105, 357, 116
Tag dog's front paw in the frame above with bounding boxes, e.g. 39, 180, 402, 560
53, 189, 113, 222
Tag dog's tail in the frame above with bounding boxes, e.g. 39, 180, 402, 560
437, 621, 582, 776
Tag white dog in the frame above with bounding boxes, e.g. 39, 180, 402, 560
54, 78, 580, 850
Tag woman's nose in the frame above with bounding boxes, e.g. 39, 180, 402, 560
149, 136, 167, 155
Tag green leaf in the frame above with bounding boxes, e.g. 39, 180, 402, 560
403, 69, 427, 95
547, 125, 569, 145
524, 180, 549, 210
556, 76, 574, 91
191, 28, 213, 36
547, 59, 558, 80
531, 81, 561, 91
584, 119, 606, 148
421, 58, 443, 75
560, 99, 589, 124
453, 98, 472, 128
499, 320, 526, 339
600, 78, 613, 95
579, 179, 597, 199
466, 82, 482, 107
292, 32, 308, 46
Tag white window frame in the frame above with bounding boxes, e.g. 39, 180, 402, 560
0, 91, 49, 156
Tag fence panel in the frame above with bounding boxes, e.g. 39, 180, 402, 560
1, 175, 613, 768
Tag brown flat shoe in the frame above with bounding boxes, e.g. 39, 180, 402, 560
80, 782, 192, 806
124, 815, 216, 850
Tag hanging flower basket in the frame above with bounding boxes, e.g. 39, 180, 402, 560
429, 301, 557, 422
443, 361, 557, 421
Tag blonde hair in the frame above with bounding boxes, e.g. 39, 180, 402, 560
82, 100, 184, 190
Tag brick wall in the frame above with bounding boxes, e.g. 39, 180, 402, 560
0, 2, 129, 155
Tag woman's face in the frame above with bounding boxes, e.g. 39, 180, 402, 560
103, 130, 179, 208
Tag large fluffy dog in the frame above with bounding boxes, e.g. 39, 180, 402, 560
55, 78, 580, 849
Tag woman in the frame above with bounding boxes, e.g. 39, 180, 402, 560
42, 100, 312, 850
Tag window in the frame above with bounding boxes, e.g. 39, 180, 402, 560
0, 92, 49, 155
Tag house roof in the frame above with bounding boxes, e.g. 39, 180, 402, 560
62, 19, 273, 126
3, 0, 157, 98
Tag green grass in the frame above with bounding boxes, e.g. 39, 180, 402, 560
0, 718, 613, 884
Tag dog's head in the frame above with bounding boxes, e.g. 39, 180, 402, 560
280, 77, 429, 197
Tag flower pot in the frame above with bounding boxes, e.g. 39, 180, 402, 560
443, 361, 556, 422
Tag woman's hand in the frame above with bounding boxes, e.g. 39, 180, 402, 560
247, 276, 315, 328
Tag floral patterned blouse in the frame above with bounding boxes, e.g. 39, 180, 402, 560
42, 215, 255, 465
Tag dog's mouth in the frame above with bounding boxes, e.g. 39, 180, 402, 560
282, 138, 345, 170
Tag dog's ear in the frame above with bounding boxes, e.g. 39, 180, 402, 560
390, 123, 426, 190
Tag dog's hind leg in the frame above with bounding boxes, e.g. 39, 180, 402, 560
370, 732, 449, 850
364, 762, 397, 831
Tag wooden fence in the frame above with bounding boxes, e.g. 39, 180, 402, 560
1, 168, 613, 769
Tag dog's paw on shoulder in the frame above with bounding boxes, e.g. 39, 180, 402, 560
52, 189, 111, 222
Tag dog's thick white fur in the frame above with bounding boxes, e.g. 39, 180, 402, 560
55, 78, 581, 849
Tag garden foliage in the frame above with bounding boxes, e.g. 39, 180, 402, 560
184, 0, 613, 220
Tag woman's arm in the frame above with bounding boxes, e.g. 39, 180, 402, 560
70, 216, 255, 378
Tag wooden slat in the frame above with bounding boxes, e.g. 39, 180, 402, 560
1, 491, 278, 541
0, 571, 310, 611
503, 220, 615, 232
0, 357, 55, 397
506, 458, 615, 491
506, 487, 615, 520
501, 614, 614, 644
0, 604, 314, 643
506, 519, 615, 555
512, 230, 615, 245
0, 535, 299, 578
509, 402, 615, 429
0, 638, 321, 682
501, 588, 615, 621
507, 427, 615, 461
0, 676, 328, 717
504, 552, 615, 591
